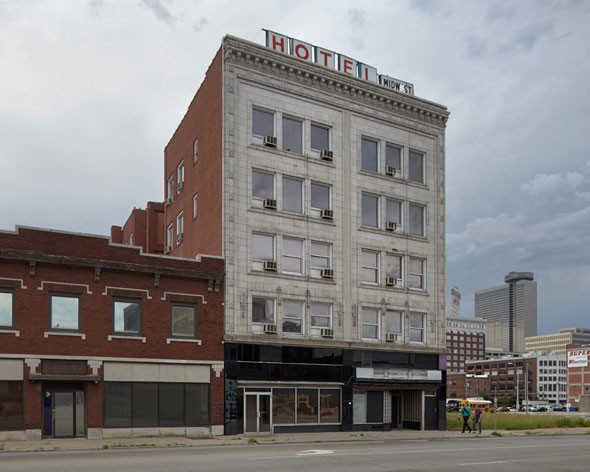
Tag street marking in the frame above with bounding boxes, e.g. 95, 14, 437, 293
296, 450, 334, 456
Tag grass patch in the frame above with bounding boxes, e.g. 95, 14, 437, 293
490, 431, 502, 437
247, 438, 258, 445
447, 412, 590, 431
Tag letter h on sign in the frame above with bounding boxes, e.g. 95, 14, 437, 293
266, 31, 289, 54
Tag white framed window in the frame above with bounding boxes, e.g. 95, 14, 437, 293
176, 211, 184, 245
252, 297, 275, 324
408, 150, 424, 183
50, 294, 80, 331
166, 224, 174, 249
409, 203, 425, 236
167, 176, 174, 202
310, 241, 331, 272
386, 198, 402, 226
361, 249, 379, 284
282, 237, 304, 274
310, 182, 331, 210
282, 176, 303, 214
409, 257, 425, 290
361, 137, 378, 172
0, 290, 14, 328
252, 233, 275, 262
409, 312, 426, 343
311, 302, 332, 329
311, 123, 330, 151
282, 116, 303, 154
282, 300, 304, 335
361, 307, 379, 340
192, 194, 198, 220
177, 161, 185, 192
385, 310, 402, 335
385, 253, 402, 280
193, 138, 198, 164
385, 144, 401, 174
252, 169, 275, 200
113, 299, 141, 335
362, 193, 379, 228
252, 108, 275, 137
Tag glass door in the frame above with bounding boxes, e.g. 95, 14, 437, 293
244, 393, 271, 433
43, 387, 85, 438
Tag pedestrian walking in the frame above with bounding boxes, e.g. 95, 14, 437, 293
460, 403, 472, 433
472, 406, 482, 434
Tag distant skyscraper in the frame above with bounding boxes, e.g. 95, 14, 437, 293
475, 272, 537, 354
450, 286, 461, 317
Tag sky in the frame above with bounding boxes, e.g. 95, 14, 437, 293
1, 0, 589, 335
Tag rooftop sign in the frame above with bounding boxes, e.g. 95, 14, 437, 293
264, 30, 414, 96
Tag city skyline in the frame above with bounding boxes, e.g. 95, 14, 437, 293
1, 1, 589, 334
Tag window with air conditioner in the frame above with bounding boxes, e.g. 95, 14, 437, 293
252, 108, 274, 137
408, 150, 424, 184
282, 116, 303, 154
311, 123, 330, 151
176, 211, 184, 245
310, 241, 332, 277
310, 181, 331, 214
252, 233, 275, 268
409, 312, 426, 343
177, 161, 185, 193
282, 300, 304, 335
252, 297, 275, 324
409, 257, 425, 290
361, 249, 379, 284
409, 203, 425, 237
386, 144, 401, 176
167, 176, 174, 203
385, 310, 402, 339
361, 137, 378, 173
385, 254, 402, 286
282, 237, 303, 275
386, 199, 402, 230
361, 193, 379, 228
361, 307, 379, 340
311, 302, 332, 329
282, 175, 303, 214
252, 169, 275, 200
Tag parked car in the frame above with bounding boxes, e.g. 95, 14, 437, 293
551, 405, 566, 412
537, 406, 548, 412
497, 407, 510, 412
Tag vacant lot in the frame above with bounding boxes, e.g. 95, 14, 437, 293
447, 412, 590, 431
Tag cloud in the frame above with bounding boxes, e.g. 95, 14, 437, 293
142, 0, 174, 24
347, 8, 367, 25
521, 172, 585, 200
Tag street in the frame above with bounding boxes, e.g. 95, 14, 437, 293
1, 435, 589, 471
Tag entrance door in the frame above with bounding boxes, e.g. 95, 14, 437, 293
43, 387, 85, 438
244, 393, 271, 433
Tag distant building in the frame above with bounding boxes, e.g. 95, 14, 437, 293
445, 316, 486, 374
475, 272, 537, 354
566, 344, 590, 411
537, 352, 567, 405
526, 328, 590, 356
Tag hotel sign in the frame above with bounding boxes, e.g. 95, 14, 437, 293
264, 30, 414, 96
568, 350, 589, 368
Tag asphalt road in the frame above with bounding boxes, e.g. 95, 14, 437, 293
1, 435, 589, 471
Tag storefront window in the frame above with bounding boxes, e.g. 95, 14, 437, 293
272, 388, 295, 424
0, 381, 23, 431
297, 389, 319, 423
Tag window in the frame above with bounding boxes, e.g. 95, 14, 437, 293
409, 313, 425, 342
282, 176, 303, 213
311, 302, 332, 329
176, 211, 184, 244
50, 294, 80, 331
297, 389, 319, 423
311, 123, 330, 151
177, 161, 185, 192
252, 297, 275, 323
361, 249, 379, 284
113, 299, 141, 335
166, 224, 174, 250
282, 238, 303, 274
362, 307, 379, 339
409, 257, 425, 290
167, 176, 174, 202
252, 169, 275, 199
408, 150, 424, 183
409, 203, 425, 236
310, 241, 332, 272
361, 193, 379, 228
252, 233, 274, 262
386, 144, 401, 172
0, 290, 14, 327
386, 199, 402, 226
310, 182, 331, 210
282, 300, 304, 334
282, 116, 303, 154
193, 138, 198, 164
192, 194, 198, 220
0, 381, 23, 431
252, 108, 274, 137
273, 387, 340, 425
171, 303, 197, 338
385, 310, 402, 335
385, 254, 402, 279
361, 137, 378, 172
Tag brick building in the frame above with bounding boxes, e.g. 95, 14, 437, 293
0, 227, 224, 440
445, 315, 486, 374
567, 344, 590, 411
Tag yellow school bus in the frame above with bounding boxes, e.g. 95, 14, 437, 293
458, 398, 495, 413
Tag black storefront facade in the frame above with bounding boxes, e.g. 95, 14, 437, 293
224, 343, 446, 435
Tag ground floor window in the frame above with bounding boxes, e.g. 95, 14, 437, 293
271, 387, 340, 425
104, 382, 209, 428
0, 381, 23, 431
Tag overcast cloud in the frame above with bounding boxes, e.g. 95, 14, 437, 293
1, 0, 588, 335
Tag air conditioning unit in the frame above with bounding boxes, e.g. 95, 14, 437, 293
385, 166, 399, 176
320, 268, 334, 279
385, 221, 398, 232
385, 277, 401, 287
386, 333, 398, 342
176, 233, 184, 244
320, 149, 333, 161
320, 208, 333, 220
263, 323, 277, 334
320, 328, 334, 338
263, 135, 277, 148
263, 198, 277, 210
165, 197, 173, 207
263, 260, 277, 271
177, 182, 184, 194
164, 245, 172, 254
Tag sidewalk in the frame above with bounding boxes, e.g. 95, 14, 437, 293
2, 427, 590, 453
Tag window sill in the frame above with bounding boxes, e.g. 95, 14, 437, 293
44, 331, 86, 340
108, 334, 146, 343
166, 338, 202, 345
0, 328, 20, 337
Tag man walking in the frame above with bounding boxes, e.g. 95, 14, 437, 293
460, 403, 472, 433
472, 406, 483, 434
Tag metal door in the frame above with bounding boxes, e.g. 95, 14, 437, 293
244, 393, 271, 433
